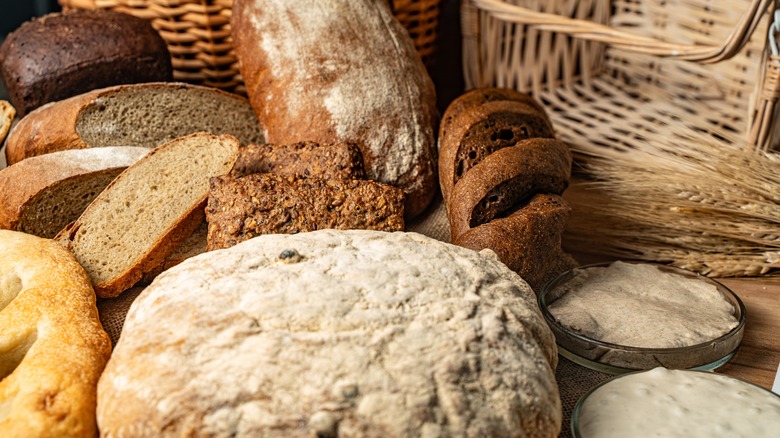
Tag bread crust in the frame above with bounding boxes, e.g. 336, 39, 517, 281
4, 82, 262, 165
232, 0, 438, 219
0, 230, 111, 437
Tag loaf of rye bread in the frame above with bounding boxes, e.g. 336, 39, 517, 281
4, 82, 264, 165
232, 0, 438, 219
232, 141, 365, 179
206, 173, 405, 250
440, 88, 574, 290
0, 10, 172, 117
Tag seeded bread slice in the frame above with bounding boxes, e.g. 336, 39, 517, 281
206, 173, 405, 250
232, 141, 365, 179
5, 82, 264, 165
439, 99, 555, 206
0, 147, 149, 238
448, 138, 572, 241
55, 133, 239, 298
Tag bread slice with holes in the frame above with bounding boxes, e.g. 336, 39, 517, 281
0, 147, 149, 238
438, 93, 555, 206
4, 82, 264, 165
55, 133, 239, 298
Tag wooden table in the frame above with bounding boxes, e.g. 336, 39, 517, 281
715, 277, 780, 389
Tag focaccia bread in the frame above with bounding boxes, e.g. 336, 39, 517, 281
0, 230, 111, 437
4, 82, 264, 165
0, 10, 173, 117
232, 0, 438, 219
97, 230, 562, 437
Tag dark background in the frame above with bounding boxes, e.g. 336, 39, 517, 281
0, 0, 464, 110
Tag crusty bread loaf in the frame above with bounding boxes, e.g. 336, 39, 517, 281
454, 194, 573, 290
0, 10, 173, 117
4, 82, 264, 165
232, 0, 438, 219
0, 230, 111, 437
55, 133, 239, 298
439, 98, 555, 206
97, 230, 561, 437
232, 141, 365, 179
206, 173, 405, 250
0, 147, 149, 238
448, 138, 572, 240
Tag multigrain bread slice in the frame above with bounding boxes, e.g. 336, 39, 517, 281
55, 133, 239, 298
4, 82, 264, 165
232, 141, 366, 179
206, 173, 405, 250
0, 147, 149, 238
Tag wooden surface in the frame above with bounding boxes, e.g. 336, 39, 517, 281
715, 277, 780, 389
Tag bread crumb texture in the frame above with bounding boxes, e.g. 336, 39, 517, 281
98, 230, 561, 437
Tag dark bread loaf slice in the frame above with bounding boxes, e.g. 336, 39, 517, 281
448, 138, 572, 241
453, 194, 572, 291
440, 88, 548, 140
232, 0, 438, 219
232, 141, 365, 179
439, 100, 555, 206
55, 133, 240, 298
0, 147, 149, 238
0, 10, 173, 117
206, 173, 405, 250
5, 82, 264, 165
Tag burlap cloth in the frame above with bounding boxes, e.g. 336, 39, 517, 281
93, 195, 610, 438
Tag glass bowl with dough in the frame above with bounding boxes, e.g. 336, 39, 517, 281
538, 261, 745, 374
571, 368, 780, 438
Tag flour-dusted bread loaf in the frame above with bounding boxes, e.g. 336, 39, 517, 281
97, 230, 562, 437
0, 147, 149, 238
4, 82, 264, 165
0, 10, 173, 117
206, 173, 404, 250
55, 133, 239, 298
232, 141, 365, 179
0, 230, 111, 437
232, 0, 438, 219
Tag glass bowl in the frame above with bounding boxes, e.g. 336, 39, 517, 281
538, 261, 746, 374
571, 368, 780, 437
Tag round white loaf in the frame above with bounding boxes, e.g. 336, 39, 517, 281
97, 230, 561, 437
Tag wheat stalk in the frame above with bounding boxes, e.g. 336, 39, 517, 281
564, 124, 780, 277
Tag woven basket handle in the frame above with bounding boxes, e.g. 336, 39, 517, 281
470, 0, 774, 64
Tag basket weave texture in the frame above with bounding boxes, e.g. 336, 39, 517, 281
59, 0, 441, 95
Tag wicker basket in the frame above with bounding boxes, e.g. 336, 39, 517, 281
59, 0, 441, 95
462, 0, 780, 153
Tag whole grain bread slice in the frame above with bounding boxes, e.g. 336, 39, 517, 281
0, 147, 149, 238
5, 82, 263, 165
232, 141, 365, 179
55, 133, 239, 298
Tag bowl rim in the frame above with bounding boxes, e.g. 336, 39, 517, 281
538, 260, 747, 355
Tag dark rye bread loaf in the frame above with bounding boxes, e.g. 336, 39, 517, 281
232, 141, 365, 179
4, 82, 264, 165
439, 99, 555, 206
0, 10, 173, 117
448, 138, 572, 240
206, 173, 404, 250
454, 194, 573, 290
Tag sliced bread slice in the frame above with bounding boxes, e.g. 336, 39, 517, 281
5, 82, 264, 165
0, 147, 149, 238
55, 133, 239, 298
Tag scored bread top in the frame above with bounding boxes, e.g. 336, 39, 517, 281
55, 132, 240, 298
